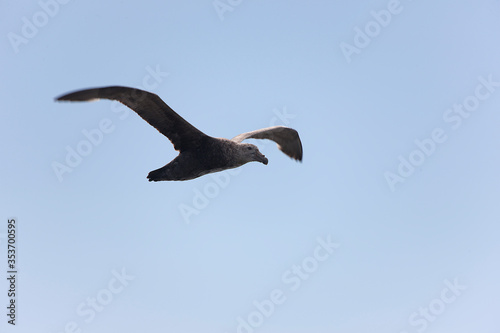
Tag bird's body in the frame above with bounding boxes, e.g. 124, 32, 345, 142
56, 86, 302, 181
149, 137, 250, 181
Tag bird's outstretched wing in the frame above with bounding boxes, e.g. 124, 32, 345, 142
56, 86, 207, 152
232, 126, 303, 161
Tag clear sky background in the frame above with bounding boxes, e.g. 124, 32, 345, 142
1, 0, 500, 332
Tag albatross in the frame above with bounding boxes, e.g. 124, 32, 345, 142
56, 86, 303, 181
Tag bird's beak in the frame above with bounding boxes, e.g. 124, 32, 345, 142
257, 152, 268, 165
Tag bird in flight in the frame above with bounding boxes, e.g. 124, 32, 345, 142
56, 86, 303, 181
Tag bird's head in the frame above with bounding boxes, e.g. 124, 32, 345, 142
237, 143, 268, 165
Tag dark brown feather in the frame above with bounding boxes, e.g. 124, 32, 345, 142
231, 126, 303, 161
56, 86, 207, 152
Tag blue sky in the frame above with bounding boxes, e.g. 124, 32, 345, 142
1, 0, 500, 332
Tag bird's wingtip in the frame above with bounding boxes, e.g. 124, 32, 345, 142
55, 93, 74, 102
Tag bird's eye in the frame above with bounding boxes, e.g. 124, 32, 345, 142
247, 147, 252, 150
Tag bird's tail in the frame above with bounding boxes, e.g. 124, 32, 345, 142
147, 167, 170, 182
